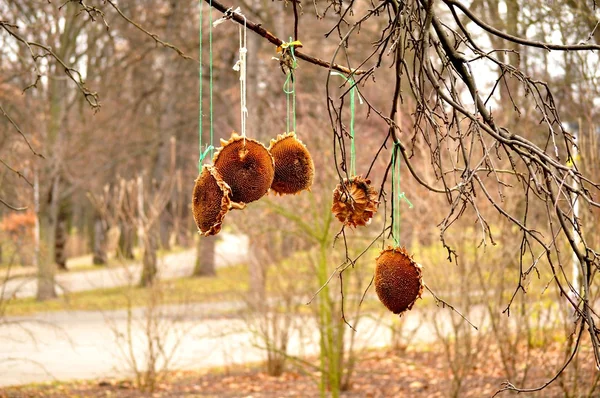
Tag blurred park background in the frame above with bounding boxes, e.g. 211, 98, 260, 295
1, 1, 600, 397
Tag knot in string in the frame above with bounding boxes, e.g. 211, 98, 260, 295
280, 38, 300, 134
277, 39, 301, 74
398, 192, 414, 208
199, 145, 215, 163
212, 6, 241, 27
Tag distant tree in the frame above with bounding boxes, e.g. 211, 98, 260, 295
2, 0, 600, 394
193, 235, 216, 277
1, 0, 199, 293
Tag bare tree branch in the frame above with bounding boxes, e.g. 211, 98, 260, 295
0, 103, 43, 159
0, 198, 27, 211
104, 0, 192, 60
0, 21, 100, 110
204, 0, 367, 75
445, 0, 600, 51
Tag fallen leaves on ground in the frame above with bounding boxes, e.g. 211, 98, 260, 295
1, 342, 596, 398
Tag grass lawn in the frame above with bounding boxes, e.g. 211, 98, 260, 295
1, 264, 248, 317
0, 243, 446, 318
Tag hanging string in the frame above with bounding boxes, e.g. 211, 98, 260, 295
349, 78, 356, 177
198, 0, 203, 172
391, 142, 414, 247
239, 20, 247, 140
198, 0, 214, 172
282, 38, 298, 134
209, 0, 214, 159
234, 12, 248, 141
330, 72, 363, 177
213, 8, 247, 142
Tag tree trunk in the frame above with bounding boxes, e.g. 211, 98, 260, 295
177, 207, 191, 248
37, 4, 79, 299
55, 203, 68, 271
158, 208, 171, 251
247, 237, 266, 308
37, 214, 58, 300
93, 213, 108, 265
151, 3, 181, 253
140, 229, 158, 287
117, 220, 135, 260
36, 175, 59, 301
173, 170, 191, 248
193, 235, 216, 277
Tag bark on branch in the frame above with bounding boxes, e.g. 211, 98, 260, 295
204, 0, 367, 75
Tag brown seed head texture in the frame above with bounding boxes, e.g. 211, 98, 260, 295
268, 132, 314, 195
213, 132, 275, 204
192, 165, 232, 236
375, 247, 423, 315
331, 176, 378, 227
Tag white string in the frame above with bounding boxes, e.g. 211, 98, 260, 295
212, 6, 236, 27
239, 16, 247, 141
213, 7, 248, 143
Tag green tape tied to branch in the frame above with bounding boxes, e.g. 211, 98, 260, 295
282, 38, 299, 134
391, 142, 413, 247
330, 72, 363, 177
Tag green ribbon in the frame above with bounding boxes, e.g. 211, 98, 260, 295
198, 0, 203, 172
209, 0, 214, 160
282, 38, 298, 134
330, 72, 362, 176
199, 145, 214, 163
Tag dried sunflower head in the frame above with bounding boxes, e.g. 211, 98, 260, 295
268, 132, 314, 195
375, 246, 423, 315
331, 176, 378, 227
192, 165, 232, 236
213, 132, 275, 204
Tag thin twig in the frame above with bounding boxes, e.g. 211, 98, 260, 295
104, 0, 191, 60
0, 198, 27, 211
424, 284, 478, 330
0, 104, 44, 159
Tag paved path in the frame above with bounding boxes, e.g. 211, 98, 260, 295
0, 301, 433, 387
1, 233, 249, 299
0, 232, 471, 388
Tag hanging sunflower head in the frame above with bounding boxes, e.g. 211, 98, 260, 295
331, 176, 378, 227
192, 165, 232, 236
374, 246, 423, 315
268, 132, 314, 195
213, 132, 275, 204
